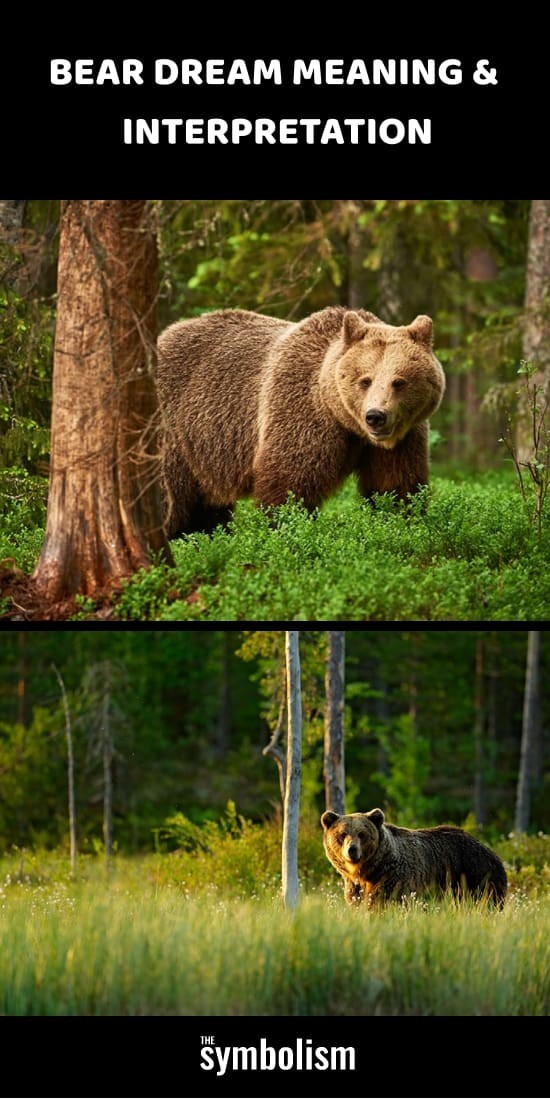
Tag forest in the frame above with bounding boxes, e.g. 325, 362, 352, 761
0, 628, 546, 850
1, 199, 549, 620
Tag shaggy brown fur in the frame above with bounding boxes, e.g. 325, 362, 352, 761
156, 307, 445, 536
321, 808, 508, 908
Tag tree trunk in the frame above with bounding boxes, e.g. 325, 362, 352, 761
53, 664, 77, 875
514, 630, 540, 833
473, 636, 486, 825
282, 630, 302, 909
32, 199, 172, 603
518, 200, 550, 462
323, 630, 346, 814
262, 657, 287, 808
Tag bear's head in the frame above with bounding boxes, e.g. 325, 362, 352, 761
325, 312, 445, 448
321, 808, 385, 874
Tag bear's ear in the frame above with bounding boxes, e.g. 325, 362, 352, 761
367, 808, 385, 829
321, 810, 340, 830
343, 312, 369, 345
408, 315, 433, 346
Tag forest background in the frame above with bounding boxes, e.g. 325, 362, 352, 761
1, 198, 548, 621
0, 628, 546, 853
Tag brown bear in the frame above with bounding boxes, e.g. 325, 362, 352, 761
156, 306, 445, 536
321, 808, 508, 908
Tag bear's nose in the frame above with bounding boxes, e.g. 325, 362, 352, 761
347, 844, 361, 862
365, 408, 387, 428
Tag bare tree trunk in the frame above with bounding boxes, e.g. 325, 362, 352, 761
32, 199, 172, 603
518, 200, 550, 462
262, 658, 287, 807
473, 636, 486, 825
282, 630, 302, 909
515, 631, 541, 833
324, 630, 346, 814
53, 664, 77, 875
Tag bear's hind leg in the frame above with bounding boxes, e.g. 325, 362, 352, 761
162, 450, 203, 538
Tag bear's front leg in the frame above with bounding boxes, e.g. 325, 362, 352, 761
344, 880, 365, 905
359, 421, 430, 501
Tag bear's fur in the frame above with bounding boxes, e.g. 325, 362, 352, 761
321, 808, 507, 908
156, 307, 445, 536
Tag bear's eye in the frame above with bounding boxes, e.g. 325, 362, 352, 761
336, 832, 346, 845
392, 377, 407, 390
359, 377, 372, 390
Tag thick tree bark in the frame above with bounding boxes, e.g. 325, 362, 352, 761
323, 630, 346, 815
32, 199, 172, 602
514, 631, 540, 833
282, 631, 302, 909
518, 200, 550, 462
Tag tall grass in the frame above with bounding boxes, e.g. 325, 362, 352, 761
0, 858, 548, 1016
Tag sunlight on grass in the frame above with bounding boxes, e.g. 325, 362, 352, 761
0, 861, 548, 1016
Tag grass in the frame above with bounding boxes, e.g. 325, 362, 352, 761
0, 828, 549, 1017
1, 871, 548, 1016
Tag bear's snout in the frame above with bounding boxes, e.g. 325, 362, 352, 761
346, 842, 361, 863
365, 408, 388, 430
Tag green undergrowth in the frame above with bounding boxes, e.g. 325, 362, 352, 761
0, 467, 46, 573
1, 811, 548, 904
1, 470, 548, 620
113, 475, 550, 621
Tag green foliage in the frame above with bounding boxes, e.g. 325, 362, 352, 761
98, 475, 550, 622
0, 706, 68, 848
0, 629, 547, 850
0, 287, 54, 469
0, 467, 47, 571
491, 360, 550, 536
375, 714, 433, 825
156, 803, 330, 899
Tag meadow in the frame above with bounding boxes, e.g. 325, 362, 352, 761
1, 824, 549, 1017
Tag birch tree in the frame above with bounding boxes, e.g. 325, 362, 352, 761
53, 664, 77, 875
323, 630, 346, 814
282, 630, 302, 909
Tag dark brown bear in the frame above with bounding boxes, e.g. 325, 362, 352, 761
156, 306, 445, 536
321, 808, 507, 907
